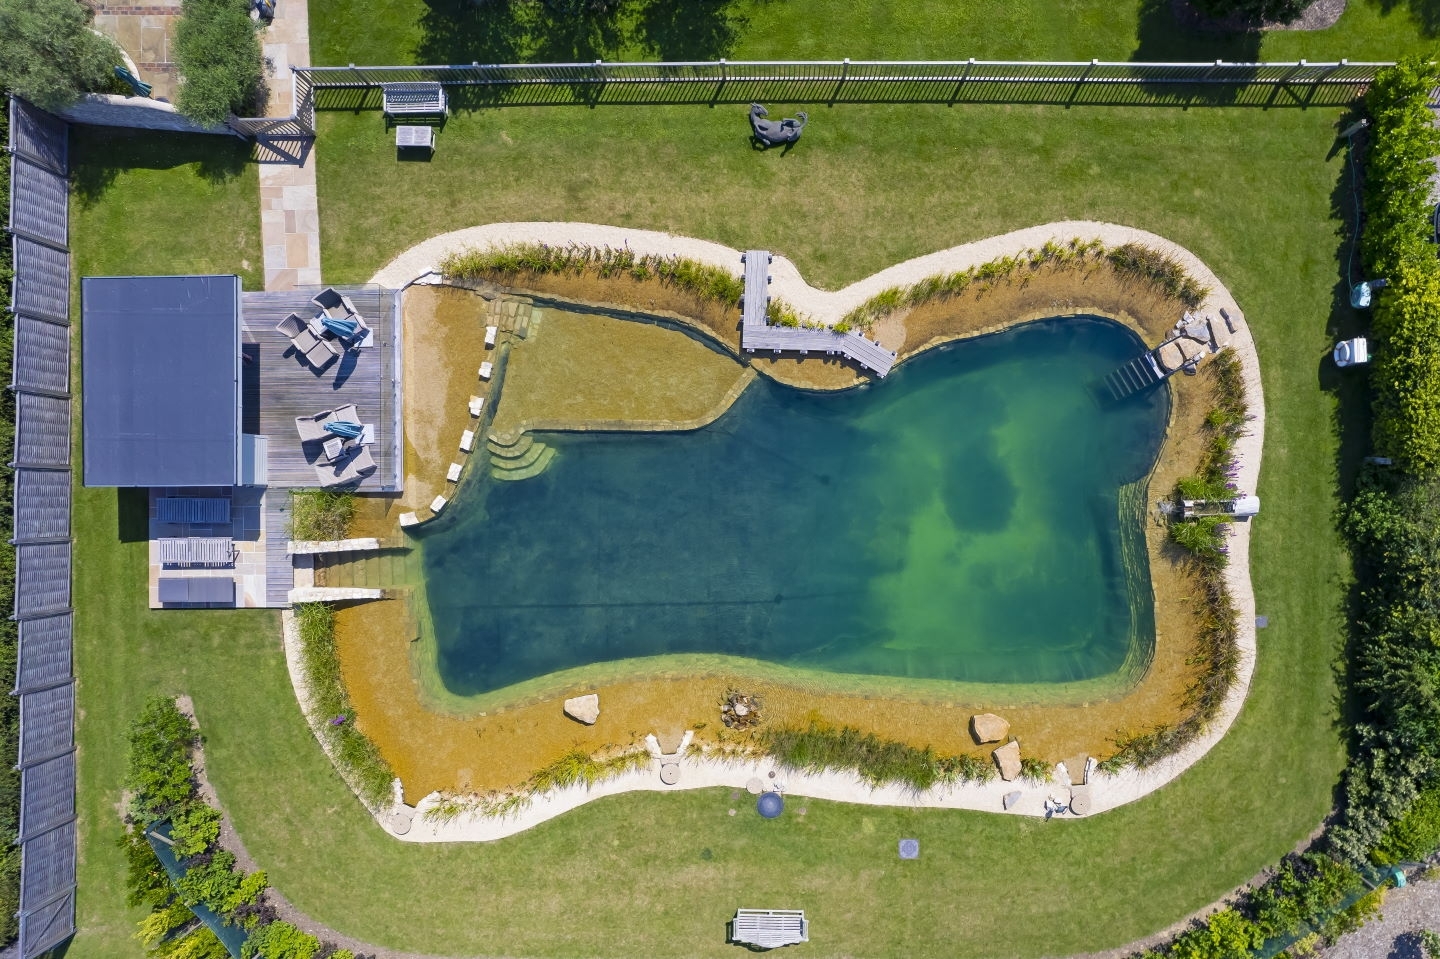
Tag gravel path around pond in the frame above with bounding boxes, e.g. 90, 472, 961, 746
357, 221, 1266, 841
1321, 875, 1440, 959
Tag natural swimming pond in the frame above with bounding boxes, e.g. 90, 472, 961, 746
419, 315, 1168, 700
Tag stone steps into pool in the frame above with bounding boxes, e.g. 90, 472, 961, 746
491, 439, 549, 473
487, 432, 534, 456
319, 548, 420, 590
491, 444, 556, 481
1103, 352, 1164, 401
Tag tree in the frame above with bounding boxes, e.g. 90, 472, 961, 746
174, 0, 264, 126
0, 0, 121, 111
1191, 0, 1311, 23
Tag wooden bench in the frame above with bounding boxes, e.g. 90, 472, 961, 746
730, 909, 809, 949
382, 82, 447, 119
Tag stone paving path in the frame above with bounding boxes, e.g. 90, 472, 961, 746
91, 0, 182, 101
257, 0, 322, 290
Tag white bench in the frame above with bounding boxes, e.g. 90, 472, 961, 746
382, 82, 447, 118
395, 125, 435, 155
730, 909, 809, 949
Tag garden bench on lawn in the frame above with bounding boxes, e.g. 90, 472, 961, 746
382, 82, 447, 121
729, 909, 809, 949
396, 125, 435, 157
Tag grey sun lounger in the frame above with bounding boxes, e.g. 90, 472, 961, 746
314, 444, 377, 488
296, 404, 361, 443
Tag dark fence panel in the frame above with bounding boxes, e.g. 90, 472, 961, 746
18, 756, 75, 842
6, 96, 76, 959
10, 238, 69, 323
13, 469, 71, 544
11, 316, 70, 397
13, 394, 70, 469
14, 615, 72, 695
13, 544, 71, 620
295, 58, 1388, 111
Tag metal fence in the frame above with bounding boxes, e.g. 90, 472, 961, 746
5, 96, 76, 959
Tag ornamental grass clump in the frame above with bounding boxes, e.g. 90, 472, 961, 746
293, 603, 394, 807
762, 721, 995, 791
287, 490, 355, 541
440, 242, 746, 307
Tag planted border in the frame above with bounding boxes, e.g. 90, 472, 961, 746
439, 241, 809, 326
424, 746, 653, 822
122, 696, 371, 959
838, 238, 1208, 332
287, 490, 355, 541
0, 101, 18, 950
293, 604, 395, 809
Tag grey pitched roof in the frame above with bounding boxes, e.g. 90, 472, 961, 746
81, 275, 243, 487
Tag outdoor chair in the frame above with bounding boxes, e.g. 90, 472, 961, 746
313, 287, 355, 321
296, 410, 336, 443
276, 313, 305, 338
315, 445, 377, 488
303, 337, 339, 369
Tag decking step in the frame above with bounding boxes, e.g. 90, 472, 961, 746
491, 444, 555, 481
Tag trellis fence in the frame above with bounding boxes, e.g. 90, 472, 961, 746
5, 96, 77, 959
228, 57, 1391, 136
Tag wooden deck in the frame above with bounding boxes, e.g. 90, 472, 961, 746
739, 249, 896, 377
242, 286, 403, 491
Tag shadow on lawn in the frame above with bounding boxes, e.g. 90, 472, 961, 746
70, 128, 249, 209
1359, 0, 1440, 37
415, 0, 744, 66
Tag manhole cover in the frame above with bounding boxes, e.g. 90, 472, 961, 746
660, 763, 680, 785
388, 811, 413, 835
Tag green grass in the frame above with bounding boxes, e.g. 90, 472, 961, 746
309, 0, 1440, 68
62, 11, 1369, 957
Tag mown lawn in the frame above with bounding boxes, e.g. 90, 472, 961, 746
310, 0, 1439, 70
59, 4, 1395, 955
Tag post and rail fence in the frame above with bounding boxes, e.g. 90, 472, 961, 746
227, 57, 1393, 139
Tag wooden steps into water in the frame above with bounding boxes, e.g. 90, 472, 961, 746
1103, 352, 1164, 401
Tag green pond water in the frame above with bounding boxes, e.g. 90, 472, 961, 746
418, 315, 1168, 699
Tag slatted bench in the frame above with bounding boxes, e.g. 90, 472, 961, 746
156, 497, 231, 525
382, 82, 447, 119
730, 909, 809, 949
395, 124, 435, 156
157, 537, 235, 567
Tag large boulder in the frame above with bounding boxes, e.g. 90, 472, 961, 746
970, 713, 1010, 744
564, 694, 600, 725
992, 740, 1022, 782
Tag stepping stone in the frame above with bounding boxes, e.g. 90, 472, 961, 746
992, 741, 1022, 782
970, 713, 1010, 744
460, 430, 475, 453
479, 361, 493, 380
468, 395, 484, 417
1003, 790, 1022, 810
399, 512, 419, 527
430, 495, 447, 513
446, 463, 462, 482
485, 325, 498, 348
660, 763, 679, 785
564, 693, 599, 725
1069, 785, 1092, 816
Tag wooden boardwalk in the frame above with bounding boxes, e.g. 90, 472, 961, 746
242, 286, 403, 491
739, 249, 897, 377
263, 493, 294, 607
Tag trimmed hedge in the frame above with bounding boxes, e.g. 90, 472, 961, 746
174, 0, 264, 126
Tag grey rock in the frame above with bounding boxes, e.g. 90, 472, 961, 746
563, 693, 600, 725
970, 713, 1011, 744
993, 740, 1022, 781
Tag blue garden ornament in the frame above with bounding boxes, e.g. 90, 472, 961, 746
1350, 278, 1388, 309
325, 420, 364, 439
756, 791, 784, 819
322, 315, 359, 338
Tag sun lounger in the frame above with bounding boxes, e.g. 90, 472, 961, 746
297, 405, 362, 444
313, 445, 377, 488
